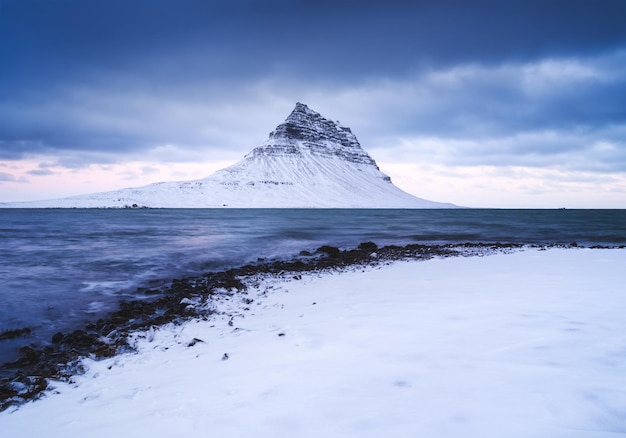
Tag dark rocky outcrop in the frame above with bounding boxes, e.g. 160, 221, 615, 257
251, 102, 381, 169
0, 328, 32, 341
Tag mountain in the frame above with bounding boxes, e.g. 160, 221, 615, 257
2, 103, 456, 208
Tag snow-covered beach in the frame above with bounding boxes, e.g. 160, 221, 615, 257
2, 247, 625, 437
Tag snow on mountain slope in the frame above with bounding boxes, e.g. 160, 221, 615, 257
1, 103, 456, 208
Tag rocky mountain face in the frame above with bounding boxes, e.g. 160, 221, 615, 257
253, 102, 377, 167
2, 103, 456, 208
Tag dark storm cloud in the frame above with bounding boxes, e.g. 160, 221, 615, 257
3, 0, 625, 82
367, 55, 626, 138
1, 0, 625, 166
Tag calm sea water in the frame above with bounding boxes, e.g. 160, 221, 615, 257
1, 208, 625, 363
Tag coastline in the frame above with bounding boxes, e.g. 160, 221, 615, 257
2, 243, 626, 437
0, 241, 527, 411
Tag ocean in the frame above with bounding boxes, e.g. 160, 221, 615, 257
1, 208, 625, 363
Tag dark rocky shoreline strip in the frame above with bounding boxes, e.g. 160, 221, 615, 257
0, 241, 610, 412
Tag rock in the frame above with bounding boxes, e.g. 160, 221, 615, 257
358, 241, 378, 252
316, 245, 341, 257
187, 338, 204, 347
12, 346, 42, 366
0, 327, 32, 341
63, 330, 98, 349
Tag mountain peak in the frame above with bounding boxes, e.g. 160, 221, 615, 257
281, 102, 334, 129
285, 102, 327, 124
290, 101, 314, 115
256, 103, 376, 166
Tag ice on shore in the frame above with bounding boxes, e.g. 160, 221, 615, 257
2, 248, 626, 437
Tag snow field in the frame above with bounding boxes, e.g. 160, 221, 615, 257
2, 248, 626, 437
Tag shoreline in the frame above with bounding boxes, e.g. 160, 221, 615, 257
0, 241, 618, 412
2, 246, 625, 437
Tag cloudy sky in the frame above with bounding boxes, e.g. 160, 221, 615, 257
1, 0, 625, 207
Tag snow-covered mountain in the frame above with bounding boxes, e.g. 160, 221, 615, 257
2, 103, 456, 208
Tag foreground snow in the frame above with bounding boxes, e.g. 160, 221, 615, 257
3, 248, 626, 437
